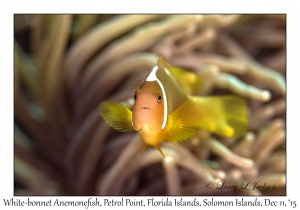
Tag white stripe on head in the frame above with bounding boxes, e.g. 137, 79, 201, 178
146, 66, 158, 81
146, 66, 168, 129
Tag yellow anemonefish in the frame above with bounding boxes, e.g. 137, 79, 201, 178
99, 57, 248, 157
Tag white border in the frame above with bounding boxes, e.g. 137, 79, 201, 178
1, 1, 299, 209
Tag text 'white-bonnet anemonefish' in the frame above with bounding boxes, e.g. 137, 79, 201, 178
99, 57, 248, 157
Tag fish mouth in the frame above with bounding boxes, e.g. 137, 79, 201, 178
140, 106, 150, 110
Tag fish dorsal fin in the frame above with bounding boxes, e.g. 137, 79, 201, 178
156, 57, 188, 113
200, 95, 248, 138
99, 101, 134, 132
168, 66, 204, 95
166, 97, 208, 143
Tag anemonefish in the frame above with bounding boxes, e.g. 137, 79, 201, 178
99, 57, 248, 157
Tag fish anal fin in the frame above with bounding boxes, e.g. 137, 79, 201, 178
223, 126, 234, 138
99, 101, 134, 132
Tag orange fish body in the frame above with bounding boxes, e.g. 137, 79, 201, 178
99, 57, 248, 156
132, 81, 165, 149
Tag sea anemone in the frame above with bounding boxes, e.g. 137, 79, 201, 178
14, 14, 286, 195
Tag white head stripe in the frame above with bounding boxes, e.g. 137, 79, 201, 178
146, 66, 158, 81
146, 66, 168, 129
156, 79, 167, 129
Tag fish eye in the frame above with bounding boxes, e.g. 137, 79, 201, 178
134, 92, 137, 101
157, 94, 162, 102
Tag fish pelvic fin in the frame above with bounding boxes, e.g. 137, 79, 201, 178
140, 143, 165, 158
155, 145, 165, 158
201, 95, 248, 138
140, 143, 147, 153
168, 66, 203, 95
99, 101, 134, 132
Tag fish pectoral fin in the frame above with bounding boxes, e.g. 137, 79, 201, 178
201, 95, 248, 138
99, 101, 134, 132
168, 66, 203, 94
166, 97, 208, 143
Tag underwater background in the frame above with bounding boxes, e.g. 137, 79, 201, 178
14, 14, 286, 195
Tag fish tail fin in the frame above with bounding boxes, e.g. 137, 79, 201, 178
201, 95, 248, 138
166, 95, 248, 143
99, 101, 134, 132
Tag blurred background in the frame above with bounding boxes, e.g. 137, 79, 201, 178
14, 14, 286, 196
